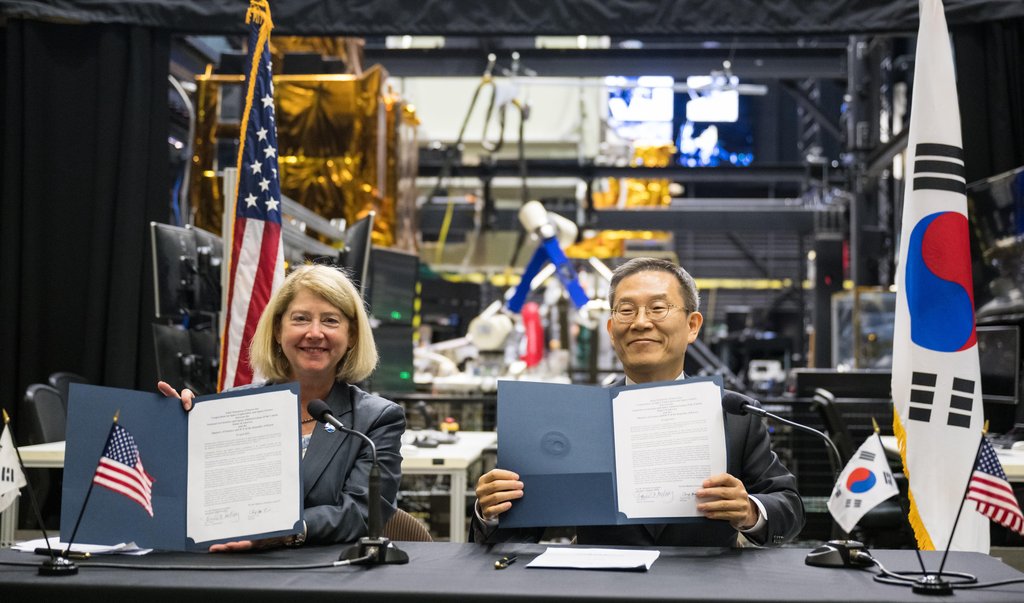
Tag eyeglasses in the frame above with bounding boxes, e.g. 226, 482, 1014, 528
611, 302, 685, 323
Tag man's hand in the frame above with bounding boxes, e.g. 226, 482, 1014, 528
157, 380, 195, 412
475, 469, 524, 520
696, 473, 758, 530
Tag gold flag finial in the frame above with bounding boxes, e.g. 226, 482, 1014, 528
113, 409, 120, 423
2, 408, 9, 424
871, 416, 880, 434
983, 420, 989, 436
247, 0, 274, 29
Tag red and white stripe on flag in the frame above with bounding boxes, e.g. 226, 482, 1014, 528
92, 424, 155, 517
967, 439, 1024, 535
218, 0, 285, 390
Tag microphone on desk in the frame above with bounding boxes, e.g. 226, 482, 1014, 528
306, 399, 409, 565
720, 392, 870, 569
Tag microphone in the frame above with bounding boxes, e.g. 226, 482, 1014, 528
306, 399, 408, 565
720, 392, 867, 568
721, 391, 844, 478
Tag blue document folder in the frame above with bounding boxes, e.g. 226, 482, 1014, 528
60, 383, 303, 551
497, 377, 724, 528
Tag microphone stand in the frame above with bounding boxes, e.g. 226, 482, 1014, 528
721, 393, 871, 568
308, 400, 408, 565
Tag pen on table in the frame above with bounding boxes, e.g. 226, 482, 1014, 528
494, 553, 517, 569
34, 547, 90, 560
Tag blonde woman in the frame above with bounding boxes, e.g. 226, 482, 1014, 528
160, 264, 405, 550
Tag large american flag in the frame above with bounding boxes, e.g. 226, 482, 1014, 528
966, 438, 1024, 535
219, 0, 285, 390
93, 424, 155, 517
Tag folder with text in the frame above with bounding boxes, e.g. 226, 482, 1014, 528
498, 377, 726, 528
60, 383, 303, 551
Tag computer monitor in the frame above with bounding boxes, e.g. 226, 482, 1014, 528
366, 247, 419, 325
341, 212, 375, 298
791, 368, 893, 399
966, 165, 1024, 320
186, 225, 223, 314
977, 325, 1021, 435
150, 222, 198, 320
152, 324, 219, 395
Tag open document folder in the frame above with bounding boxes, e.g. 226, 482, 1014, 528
61, 383, 303, 551
497, 377, 726, 528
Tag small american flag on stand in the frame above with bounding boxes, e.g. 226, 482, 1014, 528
219, 0, 285, 390
93, 424, 155, 517
966, 438, 1024, 535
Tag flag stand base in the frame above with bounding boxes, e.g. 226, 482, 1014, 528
805, 539, 872, 568
39, 556, 78, 576
911, 574, 953, 596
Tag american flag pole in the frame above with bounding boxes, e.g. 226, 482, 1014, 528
217, 0, 285, 390
936, 426, 988, 577
62, 413, 120, 559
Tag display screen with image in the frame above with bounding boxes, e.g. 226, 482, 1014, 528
676, 76, 755, 167
604, 75, 755, 167
605, 76, 675, 142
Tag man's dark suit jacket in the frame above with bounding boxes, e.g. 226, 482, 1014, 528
235, 381, 406, 544
472, 386, 804, 547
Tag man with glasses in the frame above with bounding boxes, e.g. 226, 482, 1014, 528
473, 257, 804, 547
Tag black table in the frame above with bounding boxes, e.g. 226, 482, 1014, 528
1, 542, 1023, 602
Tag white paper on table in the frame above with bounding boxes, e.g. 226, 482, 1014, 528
13, 538, 152, 555
526, 547, 660, 570
186, 388, 301, 544
612, 380, 726, 519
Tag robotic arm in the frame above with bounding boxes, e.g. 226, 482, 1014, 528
506, 201, 590, 313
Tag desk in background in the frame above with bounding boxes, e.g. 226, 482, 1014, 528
385, 391, 497, 431
879, 435, 1024, 482
1, 543, 1022, 602
1, 433, 497, 546
400, 430, 497, 543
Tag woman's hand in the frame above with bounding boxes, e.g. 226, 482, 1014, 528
157, 381, 195, 412
208, 537, 290, 553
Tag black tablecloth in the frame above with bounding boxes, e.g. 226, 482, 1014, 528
1, 542, 1023, 602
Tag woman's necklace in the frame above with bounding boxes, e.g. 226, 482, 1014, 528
301, 416, 317, 424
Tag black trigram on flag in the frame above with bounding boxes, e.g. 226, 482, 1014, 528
913, 143, 965, 195
1, 466, 13, 482
907, 370, 975, 428
845, 499, 863, 509
947, 376, 976, 428
908, 371, 937, 423
858, 450, 876, 462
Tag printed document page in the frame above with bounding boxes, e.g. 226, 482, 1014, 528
527, 546, 660, 571
186, 389, 300, 543
612, 380, 726, 519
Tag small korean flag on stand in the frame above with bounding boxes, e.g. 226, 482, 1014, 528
828, 435, 899, 533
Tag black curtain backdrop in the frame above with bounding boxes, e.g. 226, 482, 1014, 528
0, 19, 168, 422
954, 18, 1024, 183
3, 0, 1024, 36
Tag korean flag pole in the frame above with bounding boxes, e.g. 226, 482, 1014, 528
0, 410, 77, 576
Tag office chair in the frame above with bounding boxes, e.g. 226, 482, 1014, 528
47, 371, 88, 412
811, 388, 911, 547
18, 384, 67, 530
20, 384, 67, 445
382, 508, 433, 542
